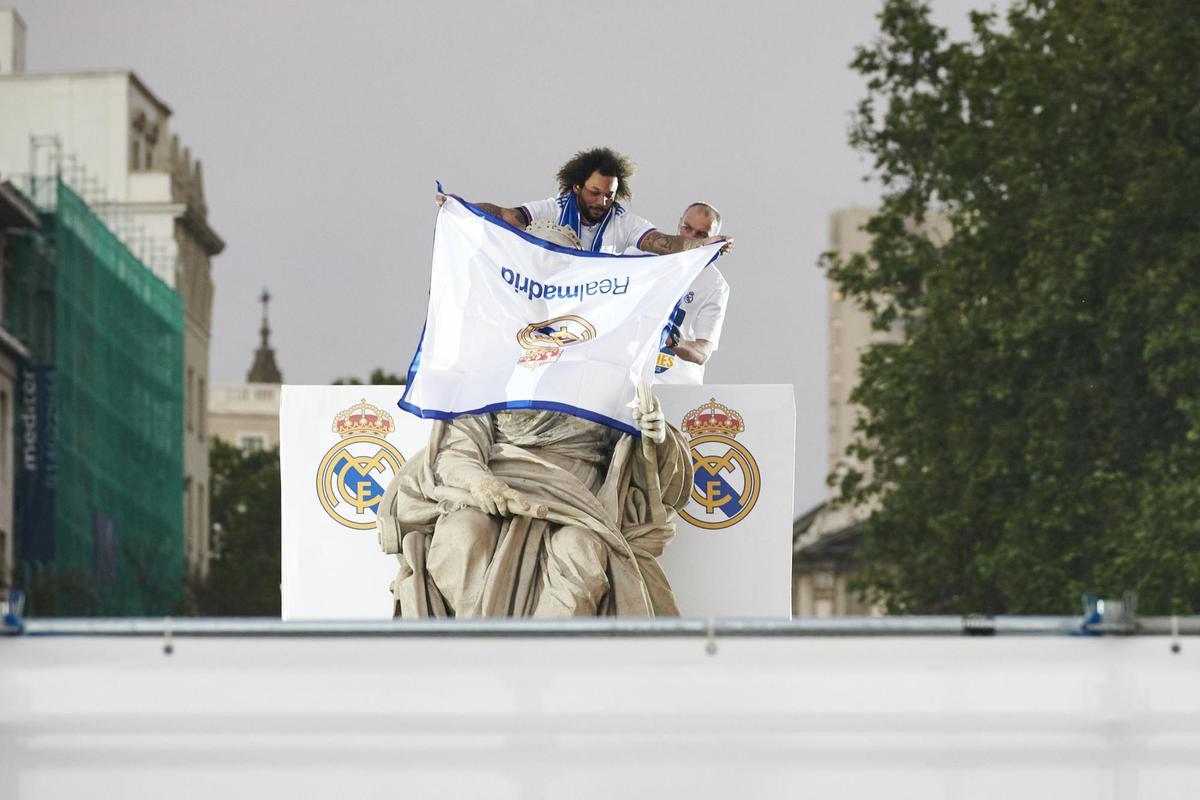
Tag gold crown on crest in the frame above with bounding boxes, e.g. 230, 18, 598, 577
332, 399, 395, 438
681, 398, 744, 439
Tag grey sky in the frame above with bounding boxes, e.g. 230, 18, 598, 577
17, 0, 988, 515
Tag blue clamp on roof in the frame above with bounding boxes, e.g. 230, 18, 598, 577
2, 590, 25, 635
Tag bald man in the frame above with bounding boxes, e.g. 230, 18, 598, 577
649, 202, 731, 385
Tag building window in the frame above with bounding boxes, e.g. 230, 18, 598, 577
185, 483, 193, 560
0, 530, 8, 589
186, 368, 194, 432
240, 435, 265, 453
198, 377, 206, 439
0, 390, 7, 484
198, 482, 207, 561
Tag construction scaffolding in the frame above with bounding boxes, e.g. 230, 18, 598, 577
10, 180, 184, 615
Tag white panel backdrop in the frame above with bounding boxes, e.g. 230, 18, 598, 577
280, 386, 421, 620
3, 635, 1196, 800
280, 384, 794, 619
656, 384, 795, 617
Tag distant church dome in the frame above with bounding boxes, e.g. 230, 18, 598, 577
246, 287, 283, 384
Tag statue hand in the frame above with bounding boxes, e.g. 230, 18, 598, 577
471, 477, 529, 517
633, 382, 667, 444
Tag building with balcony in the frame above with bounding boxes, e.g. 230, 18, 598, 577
0, 8, 224, 577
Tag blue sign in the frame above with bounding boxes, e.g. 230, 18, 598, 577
16, 365, 56, 562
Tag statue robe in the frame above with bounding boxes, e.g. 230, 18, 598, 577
376, 410, 693, 617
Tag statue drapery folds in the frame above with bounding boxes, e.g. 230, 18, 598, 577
377, 408, 691, 617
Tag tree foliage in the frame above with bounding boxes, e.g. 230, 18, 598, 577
189, 439, 281, 615
20, 565, 102, 617
825, 0, 1200, 613
332, 368, 406, 385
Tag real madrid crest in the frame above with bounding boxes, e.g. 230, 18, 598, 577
316, 399, 405, 530
679, 398, 761, 530
516, 314, 597, 368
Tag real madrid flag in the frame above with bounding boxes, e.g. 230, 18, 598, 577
399, 195, 722, 435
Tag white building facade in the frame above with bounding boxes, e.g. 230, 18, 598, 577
208, 384, 281, 453
209, 290, 283, 454
792, 209, 892, 617
0, 9, 224, 576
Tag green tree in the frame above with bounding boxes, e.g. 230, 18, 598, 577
333, 368, 406, 385
189, 439, 281, 615
21, 565, 102, 617
825, 0, 1200, 614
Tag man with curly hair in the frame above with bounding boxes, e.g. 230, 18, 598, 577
438, 146, 733, 256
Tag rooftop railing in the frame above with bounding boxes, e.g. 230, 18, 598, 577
5, 615, 1198, 639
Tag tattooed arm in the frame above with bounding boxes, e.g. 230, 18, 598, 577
435, 193, 529, 229
473, 203, 530, 229
639, 229, 734, 255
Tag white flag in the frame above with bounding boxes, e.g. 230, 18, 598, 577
399, 196, 722, 434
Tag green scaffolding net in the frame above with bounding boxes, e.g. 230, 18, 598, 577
12, 180, 185, 615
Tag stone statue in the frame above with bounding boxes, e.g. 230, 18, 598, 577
376, 222, 693, 618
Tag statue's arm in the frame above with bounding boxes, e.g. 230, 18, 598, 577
434, 415, 530, 517
631, 382, 693, 511
654, 425, 694, 511
433, 414, 496, 491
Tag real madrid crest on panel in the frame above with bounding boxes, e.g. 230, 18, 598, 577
316, 400, 405, 530
516, 315, 597, 368
679, 399, 761, 530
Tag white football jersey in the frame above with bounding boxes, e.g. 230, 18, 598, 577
653, 264, 730, 385
520, 196, 656, 255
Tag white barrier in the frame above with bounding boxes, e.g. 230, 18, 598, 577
1, 632, 1196, 799
279, 385, 794, 619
